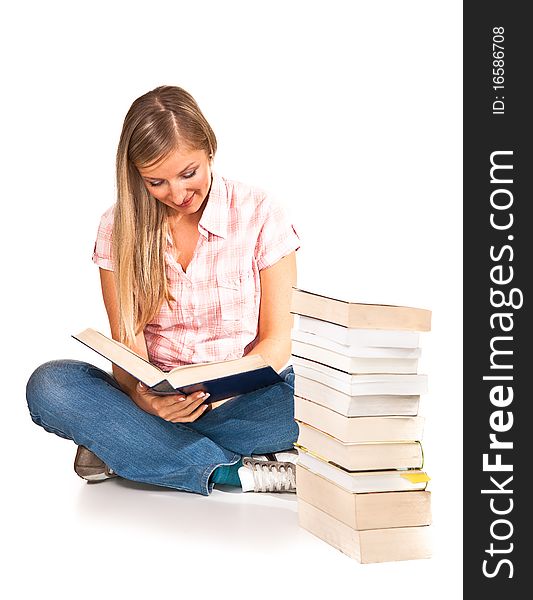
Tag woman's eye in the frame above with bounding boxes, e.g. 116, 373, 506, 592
148, 180, 163, 187
182, 170, 197, 179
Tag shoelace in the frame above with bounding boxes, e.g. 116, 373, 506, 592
250, 462, 296, 492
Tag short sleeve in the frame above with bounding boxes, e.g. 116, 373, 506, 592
254, 195, 301, 271
92, 204, 115, 271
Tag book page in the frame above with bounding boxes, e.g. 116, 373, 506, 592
72, 328, 165, 387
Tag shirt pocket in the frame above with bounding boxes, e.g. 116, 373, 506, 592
217, 270, 256, 323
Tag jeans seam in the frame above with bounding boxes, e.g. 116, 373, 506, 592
29, 410, 72, 440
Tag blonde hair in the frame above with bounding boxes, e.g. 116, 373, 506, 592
113, 85, 217, 347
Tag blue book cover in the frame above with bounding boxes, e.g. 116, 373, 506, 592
150, 366, 283, 402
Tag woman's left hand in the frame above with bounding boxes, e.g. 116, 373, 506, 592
133, 382, 211, 423
159, 390, 212, 423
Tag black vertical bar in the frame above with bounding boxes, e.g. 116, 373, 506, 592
464, 2, 531, 596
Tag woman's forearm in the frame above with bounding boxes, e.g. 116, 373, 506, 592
246, 337, 291, 372
112, 364, 140, 398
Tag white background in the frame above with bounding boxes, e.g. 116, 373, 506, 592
1, 1, 462, 598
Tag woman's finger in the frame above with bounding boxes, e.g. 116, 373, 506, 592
162, 393, 209, 421
159, 391, 209, 420
169, 402, 209, 423
156, 394, 186, 406
178, 390, 210, 410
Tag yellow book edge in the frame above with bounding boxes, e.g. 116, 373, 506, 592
294, 443, 431, 481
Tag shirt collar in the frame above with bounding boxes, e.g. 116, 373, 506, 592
198, 171, 228, 239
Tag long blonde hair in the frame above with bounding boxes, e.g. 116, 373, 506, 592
113, 86, 217, 347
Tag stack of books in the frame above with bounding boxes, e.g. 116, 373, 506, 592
290, 288, 432, 564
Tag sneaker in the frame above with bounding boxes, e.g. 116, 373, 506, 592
239, 450, 298, 493
74, 445, 117, 482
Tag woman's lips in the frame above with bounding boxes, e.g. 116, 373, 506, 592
178, 193, 194, 207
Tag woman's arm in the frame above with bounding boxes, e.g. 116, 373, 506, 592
99, 268, 208, 421
99, 268, 149, 397
246, 251, 297, 371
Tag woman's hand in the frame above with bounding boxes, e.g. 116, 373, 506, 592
131, 382, 210, 423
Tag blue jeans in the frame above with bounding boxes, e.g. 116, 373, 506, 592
26, 360, 297, 496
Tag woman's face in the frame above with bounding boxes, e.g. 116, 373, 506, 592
137, 147, 212, 218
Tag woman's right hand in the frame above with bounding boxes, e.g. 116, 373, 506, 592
130, 382, 210, 423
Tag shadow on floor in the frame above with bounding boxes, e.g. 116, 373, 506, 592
75, 476, 300, 553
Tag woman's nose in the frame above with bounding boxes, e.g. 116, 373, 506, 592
168, 179, 187, 203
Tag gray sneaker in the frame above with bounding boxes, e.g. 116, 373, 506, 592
239, 450, 297, 493
74, 445, 117, 482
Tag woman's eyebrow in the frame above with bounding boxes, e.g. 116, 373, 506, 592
141, 162, 197, 180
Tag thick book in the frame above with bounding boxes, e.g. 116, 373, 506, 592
296, 421, 424, 471
294, 396, 425, 443
295, 315, 421, 348
291, 288, 432, 331
72, 328, 282, 402
294, 375, 420, 416
296, 448, 430, 493
291, 329, 422, 358
296, 464, 432, 530
291, 337, 419, 374
292, 355, 428, 396
298, 498, 432, 563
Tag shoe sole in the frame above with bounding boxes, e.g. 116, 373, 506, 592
77, 471, 116, 482
74, 446, 117, 482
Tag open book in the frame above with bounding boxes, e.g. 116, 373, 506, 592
72, 328, 282, 402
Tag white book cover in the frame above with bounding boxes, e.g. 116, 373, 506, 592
296, 449, 430, 494
294, 375, 420, 416
294, 315, 421, 348
291, 355, 429, 396
291, 329, 421, 358
291, 339, 419, 374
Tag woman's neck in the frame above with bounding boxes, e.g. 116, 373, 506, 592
167, 196, 208, 230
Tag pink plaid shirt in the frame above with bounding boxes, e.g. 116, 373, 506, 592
92, 172, 300, 371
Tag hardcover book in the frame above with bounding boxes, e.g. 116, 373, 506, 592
296, 464, 432, 530
72, 328, 282, 402
291, 328, 421, 358
291, 335, 419, 374
291, 355, 428, 396
294, 315, 421, 348
296, 448, 430, 494
294, 396, 425, 443
294, 375, 420, 416
298, 498, 432, 563
296, 420, 424, 471
291, 288, 432, 331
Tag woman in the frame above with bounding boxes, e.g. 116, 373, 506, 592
26, 85, 300, 495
